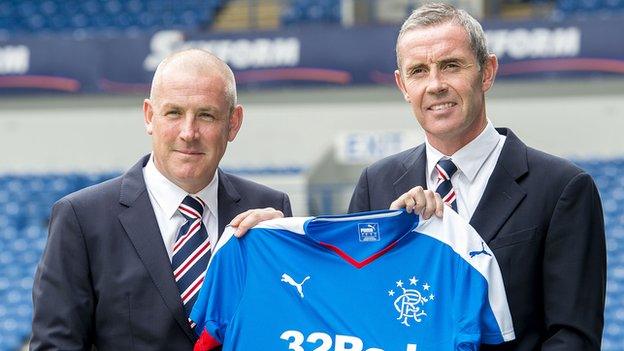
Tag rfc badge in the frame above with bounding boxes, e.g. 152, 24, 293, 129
387, 276, 435, 327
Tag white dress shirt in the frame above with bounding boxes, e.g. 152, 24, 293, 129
425, 121, 506, 221
143, 154, 219, 260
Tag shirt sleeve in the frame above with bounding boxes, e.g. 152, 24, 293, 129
190, 227, 247, 350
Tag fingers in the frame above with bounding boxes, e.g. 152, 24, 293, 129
409, 187, 427, 214
230, 208, 284, 238
434, 192, 444, 218
229, 209, 252, 228
389, 186, 444, 219
390, 186, 425, 213
420, 189, 437, 220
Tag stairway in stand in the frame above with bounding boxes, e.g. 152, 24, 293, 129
212, 0, 282, 31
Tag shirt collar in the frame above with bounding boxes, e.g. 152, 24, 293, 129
143, 153, 218, 219
426, 120, 501, 182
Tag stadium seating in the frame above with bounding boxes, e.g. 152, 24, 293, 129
588, 159, 624, 350
0, 0, 224, 35
555, 0, 624, 16
0, 173, 118, 351
281, 0, 341, 25
0, 0, 346, 36
0, 159, 623, 350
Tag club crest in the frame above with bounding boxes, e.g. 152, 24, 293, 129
387, 276, 435, 327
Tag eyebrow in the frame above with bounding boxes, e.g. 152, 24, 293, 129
405, 62, 428, 73
438, 57, 468, 66
160, 103, 220, 114
405, 56, 468, 72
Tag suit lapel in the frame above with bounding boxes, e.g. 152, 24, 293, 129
470, 129, 528, 243
393, 144, 428, 198
217, 169, 242, 238
117, 155, 196, 342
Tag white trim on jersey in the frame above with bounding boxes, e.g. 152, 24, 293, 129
416, 210, 516, 342
252, 216, 312, 233
211, 217, 312, 266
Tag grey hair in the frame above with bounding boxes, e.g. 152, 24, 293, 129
396, 3, 489, 71
151, 48, 238, 114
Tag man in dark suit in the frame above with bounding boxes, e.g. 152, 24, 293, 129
31, 49, 291, 350
349, 3, 606, 350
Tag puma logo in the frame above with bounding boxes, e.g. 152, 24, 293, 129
281, 273, 310, 298
469, 242, 492, 258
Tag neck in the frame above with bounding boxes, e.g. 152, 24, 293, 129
177, 170, 216, 194
178, 181, 210, 195
427, 119, 487, 156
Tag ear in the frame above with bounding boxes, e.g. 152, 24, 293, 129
227, 105, 244, 142
143, 99, 154, 135
481, 54, 498, 92
394, 69, 410, 102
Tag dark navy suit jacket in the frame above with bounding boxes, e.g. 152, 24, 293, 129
31, 155, 292, 351
349, 128, 606, 351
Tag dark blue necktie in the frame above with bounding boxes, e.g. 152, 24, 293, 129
171, 195, 211, 319
435, 159, 458, 212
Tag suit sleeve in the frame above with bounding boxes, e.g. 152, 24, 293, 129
190, 232, 247, 350
348, 167, 371, 213
30, 199, 94, 351
542, 172, 606, 350
281, 193, 293, 217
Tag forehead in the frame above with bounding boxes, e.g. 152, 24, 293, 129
398, 22, 473, 66
153, 71, 228, 109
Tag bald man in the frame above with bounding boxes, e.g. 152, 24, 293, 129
31, 49, 292, 351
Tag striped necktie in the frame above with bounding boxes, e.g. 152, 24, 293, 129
172, 195, 211, 319
435, 159, 458, 212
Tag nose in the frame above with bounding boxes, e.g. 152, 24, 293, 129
425, 69, 448, 95
179, 114, 199, 141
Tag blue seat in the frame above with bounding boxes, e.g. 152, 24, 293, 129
282, 0, 341, 25
0, 0, 223, 35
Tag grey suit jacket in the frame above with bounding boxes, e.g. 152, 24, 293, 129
31, 155, 292, 351
349, 128, 606, 351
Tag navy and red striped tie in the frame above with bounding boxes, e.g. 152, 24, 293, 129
172, 195, 211, 320
435, 159, 458, 212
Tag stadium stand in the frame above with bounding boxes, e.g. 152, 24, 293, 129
281, 0, 341, 25
0, 159, 622, 350
2, 0, 623, 37
0, 0, 224, 35
0, 0, 346, 36
555, 0, 624, 16
0, 173, 117, 351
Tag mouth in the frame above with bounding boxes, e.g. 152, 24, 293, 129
427, 102, 457, 112
175, 149, 205, 156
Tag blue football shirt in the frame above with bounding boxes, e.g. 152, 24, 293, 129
191, 209, 515, 350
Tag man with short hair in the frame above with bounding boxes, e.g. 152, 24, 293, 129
349, 4, 606, 350
31, 49, 291, 351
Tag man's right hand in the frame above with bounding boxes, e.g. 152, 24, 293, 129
390, 186, 444, 219
229, 207, 285, 238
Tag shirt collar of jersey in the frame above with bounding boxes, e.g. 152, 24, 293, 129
143, 153, 218, 220
304, 210, 421, 268
426, 120, 501, 183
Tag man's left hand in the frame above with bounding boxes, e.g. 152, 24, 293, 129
389, 186, 444, 219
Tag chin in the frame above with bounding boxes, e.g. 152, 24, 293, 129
425, 122, 462, 137
168, 166, 198, 180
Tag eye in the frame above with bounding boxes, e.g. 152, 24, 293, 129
408, 67, 427, 77
165, 110, 181, 117
198, 112, 216, 121
443, 62, 461, 71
